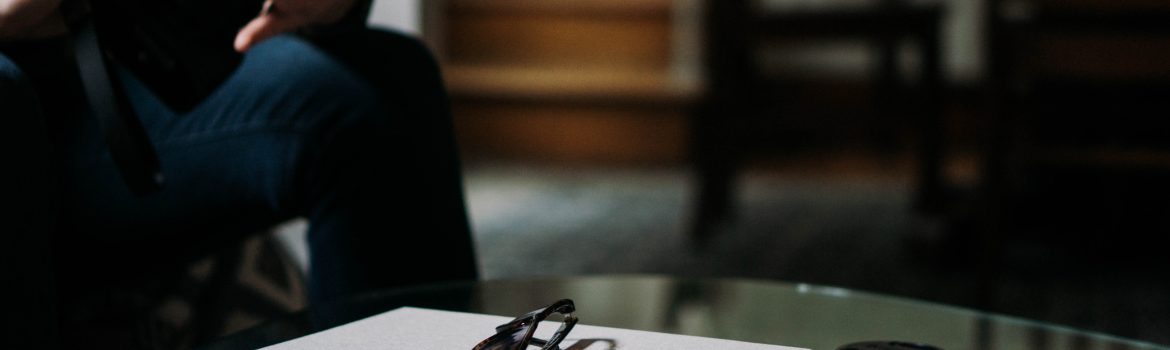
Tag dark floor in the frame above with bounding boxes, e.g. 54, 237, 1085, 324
463, 156, 1170, 346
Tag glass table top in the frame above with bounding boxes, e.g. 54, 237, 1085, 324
202, 275, 1168, 350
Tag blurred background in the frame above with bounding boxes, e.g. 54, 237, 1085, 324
374, 0, 1170, 345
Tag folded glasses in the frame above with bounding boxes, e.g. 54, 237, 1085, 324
472, 299, 578, 350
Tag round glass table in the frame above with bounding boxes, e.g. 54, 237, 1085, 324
201, 275, 1166, 349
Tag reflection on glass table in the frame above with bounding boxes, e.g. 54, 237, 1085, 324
201, 275, 1168, 350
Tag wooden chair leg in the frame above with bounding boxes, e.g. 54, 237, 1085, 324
692, 158, 736, 241
689, 102, 739, 241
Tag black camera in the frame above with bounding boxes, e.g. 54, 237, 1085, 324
74, 0, 262, 111
61, 0, 262, 194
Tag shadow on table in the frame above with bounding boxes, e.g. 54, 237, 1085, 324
563, 338, 617, 350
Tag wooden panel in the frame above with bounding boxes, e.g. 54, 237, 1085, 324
444, 65, 695, 104
1026, 34, 1170, 80
447, 0, 675, 17
445, 12, 672, 70
436, 0, 690, 163
453, 103, 687, 163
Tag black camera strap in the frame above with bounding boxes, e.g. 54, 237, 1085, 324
63, 0, 164, 195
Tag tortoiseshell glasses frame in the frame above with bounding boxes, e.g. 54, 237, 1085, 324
472, 299, 578, 350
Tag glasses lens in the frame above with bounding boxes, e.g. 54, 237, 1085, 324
474, 324, 532, 350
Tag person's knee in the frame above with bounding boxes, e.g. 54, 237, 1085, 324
231, 37, 391, 187
234, 35, 385, 133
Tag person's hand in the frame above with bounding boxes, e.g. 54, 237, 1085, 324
0, 0, 66, 40
234, 0, 356, 52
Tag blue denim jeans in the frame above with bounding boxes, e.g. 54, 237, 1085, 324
2, 31, 477, 312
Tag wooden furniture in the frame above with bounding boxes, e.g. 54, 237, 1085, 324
978, 0, 1170, 259
952, 0, 1170, 314
691, 0, 945, 238
428, 0, 698, 163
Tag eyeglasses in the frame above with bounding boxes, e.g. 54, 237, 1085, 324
472, 299, 578, 350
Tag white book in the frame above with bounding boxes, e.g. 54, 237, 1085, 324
265, 307, 808, 350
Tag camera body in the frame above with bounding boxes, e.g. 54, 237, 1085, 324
60, 0, 262, 194
81, 0, 262, 111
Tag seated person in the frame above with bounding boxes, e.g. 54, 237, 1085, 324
1, 0, 478, 347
